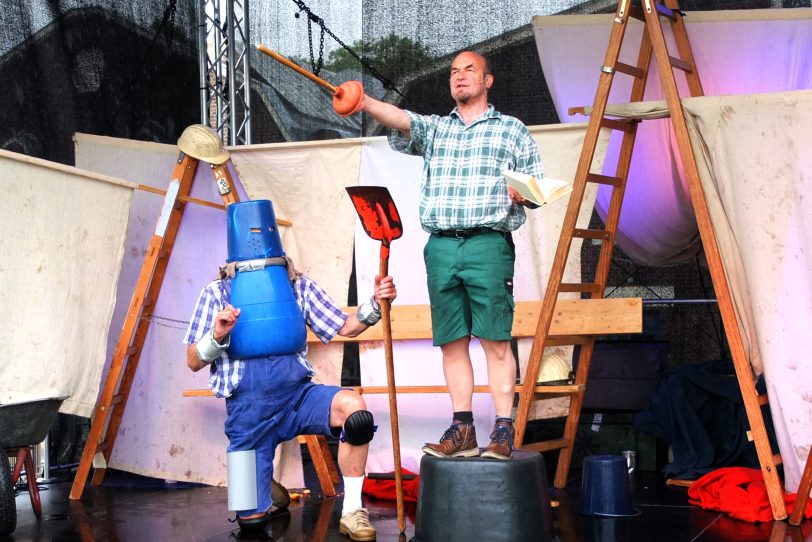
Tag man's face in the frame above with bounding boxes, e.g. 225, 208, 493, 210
449, 52, 491, 105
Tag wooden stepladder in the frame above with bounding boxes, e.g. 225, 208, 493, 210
513, 0, 788, 521
69, 147, 339, 500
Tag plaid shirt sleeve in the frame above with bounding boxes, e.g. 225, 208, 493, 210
183, 280, 226, 345
514, 123, 545, 181
388, 111, 436, 157
297, 276, 348, 343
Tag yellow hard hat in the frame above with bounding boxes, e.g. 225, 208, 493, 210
536, 352, 573, 385
177, 124, 231, 165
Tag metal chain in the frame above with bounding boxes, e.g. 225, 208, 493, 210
291, 0, 406, 100
304, 7, 326, 76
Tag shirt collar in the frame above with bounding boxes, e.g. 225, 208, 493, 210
450, 104, 500, 124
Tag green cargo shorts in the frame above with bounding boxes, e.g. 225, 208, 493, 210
423, 230, 516, 346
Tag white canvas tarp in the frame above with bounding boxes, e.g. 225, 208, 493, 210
682, 90, 812, 492
0, 150, 134, 417
533, 8, 812, 266
73, 123, 606, 486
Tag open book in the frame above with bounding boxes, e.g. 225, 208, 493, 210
503, 169, 573, 206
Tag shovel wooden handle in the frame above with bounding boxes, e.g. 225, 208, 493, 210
378, 255, 406, 533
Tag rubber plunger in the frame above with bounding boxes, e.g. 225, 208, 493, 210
257, 44, 364, 117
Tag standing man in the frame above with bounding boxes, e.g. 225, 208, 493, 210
357, 50, 544, 461
185, 263, 397, 542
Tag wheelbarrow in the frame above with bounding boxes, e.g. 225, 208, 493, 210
0, 396, 68, 535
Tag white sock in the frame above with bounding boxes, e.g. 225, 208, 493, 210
342, 475, 365, 516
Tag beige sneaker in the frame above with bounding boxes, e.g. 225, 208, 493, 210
339, 507, 377, 541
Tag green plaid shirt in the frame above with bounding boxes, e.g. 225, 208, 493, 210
389, 105, 544, 233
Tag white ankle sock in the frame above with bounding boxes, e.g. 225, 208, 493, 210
342, 475, 365, 516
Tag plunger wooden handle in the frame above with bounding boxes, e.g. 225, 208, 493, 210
257, 44, 364, 116
257, 44, 337, 93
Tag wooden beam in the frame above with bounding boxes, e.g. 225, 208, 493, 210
308, 298, 642, 343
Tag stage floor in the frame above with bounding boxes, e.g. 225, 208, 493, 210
8, 468, 810, 541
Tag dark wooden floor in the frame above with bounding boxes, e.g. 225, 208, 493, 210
6, 467, 811, 541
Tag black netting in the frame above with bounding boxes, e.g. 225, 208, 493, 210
246, 0, 808, 143
0, 1, 198, 165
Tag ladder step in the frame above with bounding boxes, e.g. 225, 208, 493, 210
600, 118, 635, 133
757, 393, 769, 406
109, 394, 124, 406
546, 336, 593, 347
628, 5, 645, 21
773, 453, 783, 466
523, 438, 569, 453
614, 61, 644, 79
559, 283, 601, 293
587, 173, 623, 187
573, 228, 612, 241
669, 56, 693, 73
532, 384, 584, 397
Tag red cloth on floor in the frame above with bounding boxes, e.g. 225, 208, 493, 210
362, 469, 420, 503
687, 467, 812, 523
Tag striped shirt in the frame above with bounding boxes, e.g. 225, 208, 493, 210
183, 275, 348, 398
389, 105, 544, 233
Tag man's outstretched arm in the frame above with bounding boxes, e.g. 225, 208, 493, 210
360, 95, 411, 136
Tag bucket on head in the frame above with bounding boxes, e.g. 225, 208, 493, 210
580, 455, 639, 517
227, 200, 284, 263
227, 450, 258, 511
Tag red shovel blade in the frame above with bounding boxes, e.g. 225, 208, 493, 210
346, 186, 403, 245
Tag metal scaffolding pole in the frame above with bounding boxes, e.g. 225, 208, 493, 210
198, 0, 252, 145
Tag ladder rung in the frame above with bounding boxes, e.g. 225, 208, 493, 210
559, 283, 602, 293
523, 438, 569, 453
546, 335, 593, 346
614, 61, 644, 79
600, 118, 635, 133
587, 173, 623, 186
669, 56, 693, 73
773, 453, 783, 466
109, 394, 124, 406
532, 384, 584, 396
573, 228, 612, 241
757, 393, 769, 406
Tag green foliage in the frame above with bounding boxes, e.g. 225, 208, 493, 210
323, 33, 432, 76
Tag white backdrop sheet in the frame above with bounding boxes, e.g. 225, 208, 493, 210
681, 90, 812, 492
0, 150, 134, 417
75, 135, 361, 488
73, 123, 608, 485
534, 8, 812, 265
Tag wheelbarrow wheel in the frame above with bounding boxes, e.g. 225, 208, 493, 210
0, 454, 16, 535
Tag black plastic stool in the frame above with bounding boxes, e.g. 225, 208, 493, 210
412, 449, 552, 542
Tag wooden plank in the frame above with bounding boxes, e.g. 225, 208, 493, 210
306, 298, 642, 343
185, 384, 585, 398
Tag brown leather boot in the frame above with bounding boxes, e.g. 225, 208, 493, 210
481, 419, 514, 460
422, 420, 480, 458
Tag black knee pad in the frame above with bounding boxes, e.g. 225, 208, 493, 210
342, 410, 376, 445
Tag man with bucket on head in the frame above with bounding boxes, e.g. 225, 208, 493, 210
184, 199, 396, 541
354, 50, 545, 461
